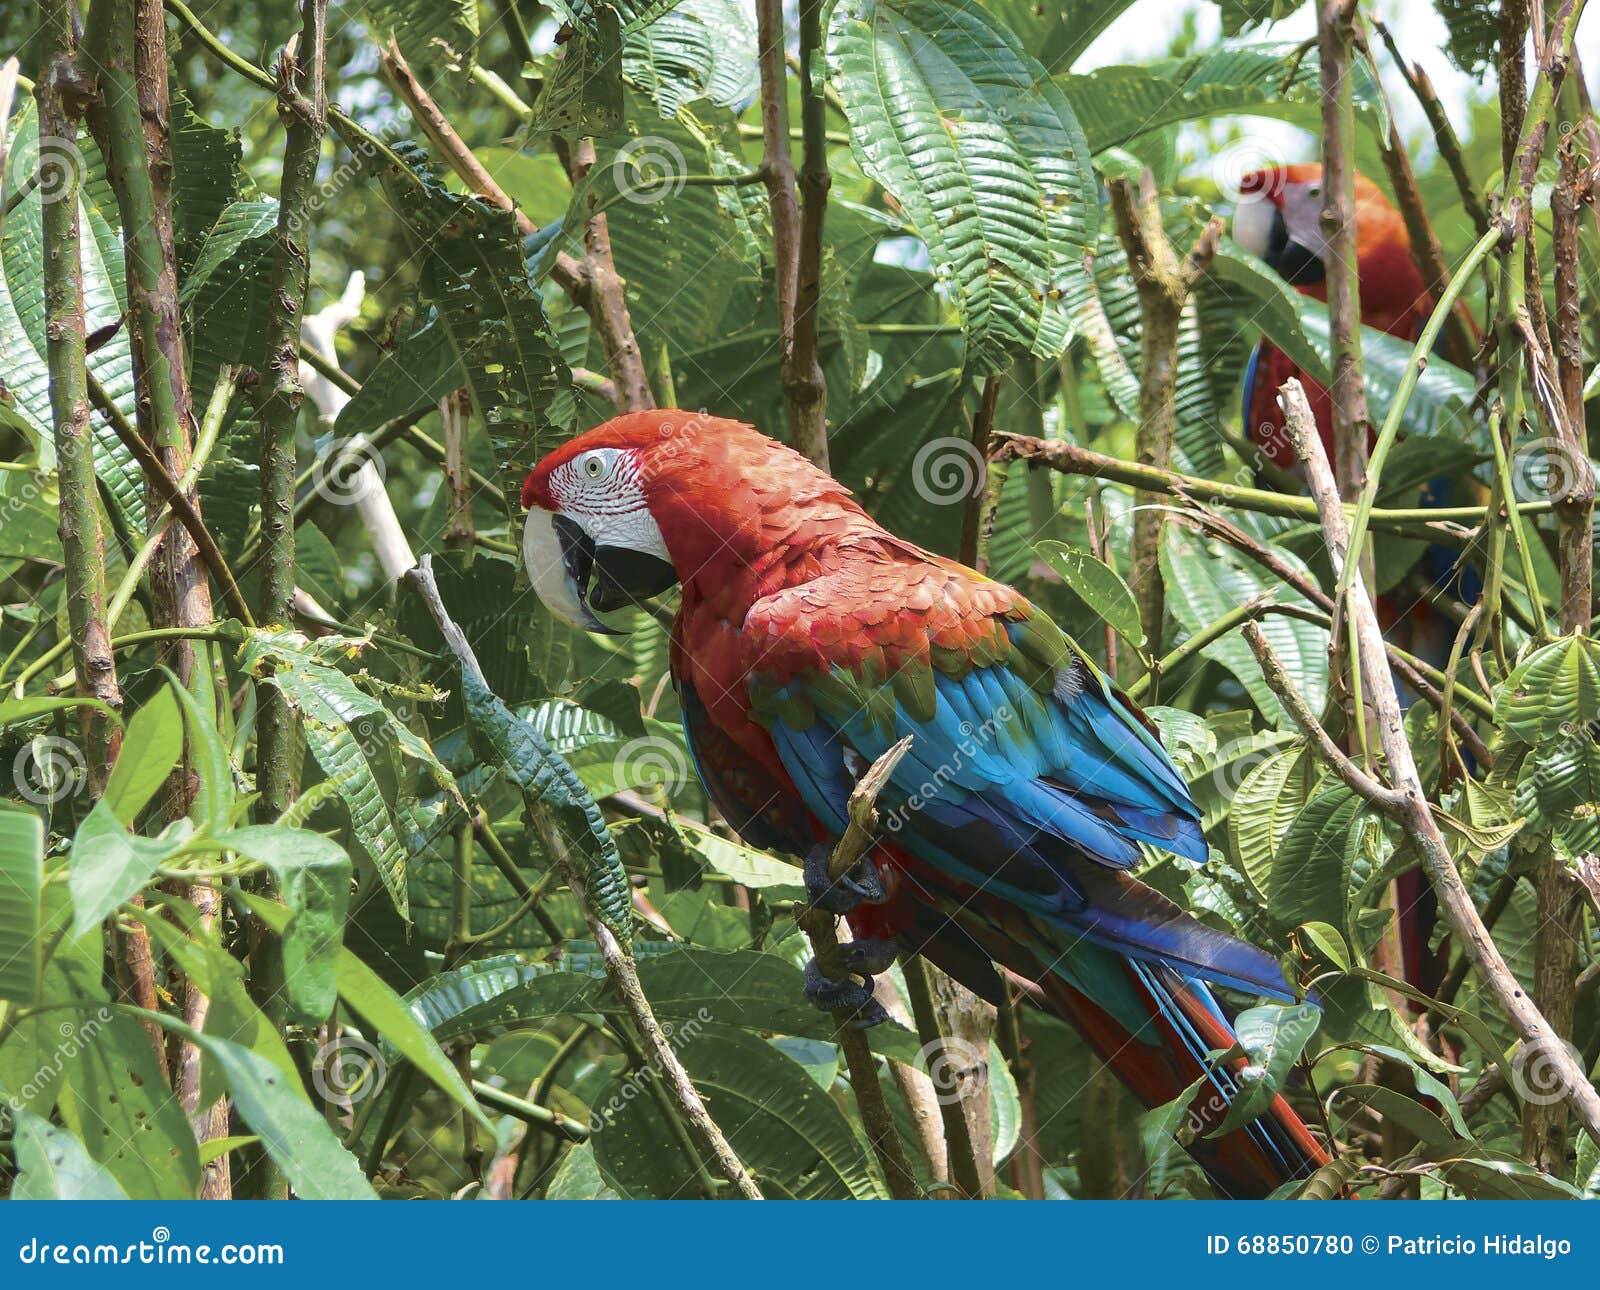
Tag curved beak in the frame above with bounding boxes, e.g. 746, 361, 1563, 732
521, 507, 623, 635
522, 507, 680, 634
1234, 194, 1323, 287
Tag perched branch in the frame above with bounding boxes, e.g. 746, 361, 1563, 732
1108, 170, 1221, 661
404, 558, 760, 1199
1277, 378, 1600, 1147
794, 738, 924, 1199
989, 431, 1538, 540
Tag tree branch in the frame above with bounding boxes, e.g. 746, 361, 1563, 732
1277, 377, 1600, 1147
403, 557, 760, 1199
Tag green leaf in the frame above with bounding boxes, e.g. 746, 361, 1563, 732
56, 1011, 202, 1199
220, 826, 351, 1023
0, 807, 43, 1004
180, 198, 277, 411
331, 309, 458, 440
1328, 1082, 1460, 1150
197, 1034, 376, 1199
828, 0, 1099, 370
237, 892, 493, 1134
977, 0, 1136, 73
102, 685, 182, 826
352, 0, 478, 73
1061, 41, 1386, 155
623, 0, 758, 116
1208, 1002, 1320, 1136
593, 1025, 888, 1198
460, 664, 632, 949
384, 161, 574, 505
1516, 737, 1600, 863
546, 1142, 618, 1198
69, 802, 193, 937
1161, 525, 1328, 726
1267, 784, 1380, 935
162, 667, 236, 837
537, 4, 626, 137
10, 1109, 131, 1199
671, 816, 802, 890
1496, 636, 1600, 744
241, 629, 463, 918
1036, 541, 1143, 645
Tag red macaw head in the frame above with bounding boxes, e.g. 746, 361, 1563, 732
1232, 163, 1428, 326
1231, 163, 1329, 287
519, 410, 848, 633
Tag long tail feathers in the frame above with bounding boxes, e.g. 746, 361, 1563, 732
1032, 955, 1329, 1198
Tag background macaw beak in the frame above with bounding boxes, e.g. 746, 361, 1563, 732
1233, 194, 1324, 287
521, 506, 623, 634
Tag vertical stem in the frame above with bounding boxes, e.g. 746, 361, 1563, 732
755, 0, 829, 467
1316, 0, 1372, 506
1107, 172, 1222, 669
253, 0, 327, 826
441, 388, 475, 549
902, 957, 987, 1198
1551, 138, 1594, 635
959, 375, 1002, 568
568, 138, 654, 412
35, 10, 121, 792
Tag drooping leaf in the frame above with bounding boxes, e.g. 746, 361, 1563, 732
1036, 541, 1143, 645
10, 1110, 131, 1200
68, 801, 193, 937
537, 4, 626, 137
828, 0, 1099, 371
197, 1035, 377, 1199
1495, 636, 1600, 744
384, 157, 574, 507
624, 0, 759, 117
101, 685, 182, 826
0, 807, 43, 1004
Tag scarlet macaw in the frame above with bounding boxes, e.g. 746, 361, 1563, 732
1233, 163, 1468, 994
521, 412, 1329, 1197
1231, 162, 1434, 470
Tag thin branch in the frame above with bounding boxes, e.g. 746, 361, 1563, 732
85, 374, 254, 628
959, 375, 1003, 569
755, 0, 829, 465
1278, 377, 1600, 1147
403, 557, 760, 1199
794, 738, 924, 1199
1107, 170, 1221, 662
1552, 136, 1594, 634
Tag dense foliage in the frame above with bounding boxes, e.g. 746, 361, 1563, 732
0, 0, 1597, 1200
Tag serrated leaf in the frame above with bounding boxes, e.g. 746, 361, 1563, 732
1495, 636, 1600, 744
829, 0, 1099, 371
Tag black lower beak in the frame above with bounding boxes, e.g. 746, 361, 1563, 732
553, 514, 677, 623
1264, 209, 1324, 287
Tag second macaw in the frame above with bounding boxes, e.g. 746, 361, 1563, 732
1232, 163, 1438, 469
521, 411, 1330, 1198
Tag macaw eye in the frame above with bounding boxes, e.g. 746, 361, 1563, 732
582, 455, 606, 480
1307, 184, 1322, 199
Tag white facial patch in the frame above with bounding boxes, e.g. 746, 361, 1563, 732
1279, 183, 1326, 261
1232, 192, 1276, 261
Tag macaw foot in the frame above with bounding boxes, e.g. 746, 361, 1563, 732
804, 956, 891, 1029
804, 843, 885, 915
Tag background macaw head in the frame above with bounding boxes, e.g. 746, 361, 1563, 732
518, 415, 690, 633
1231, 163, 1328, 286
